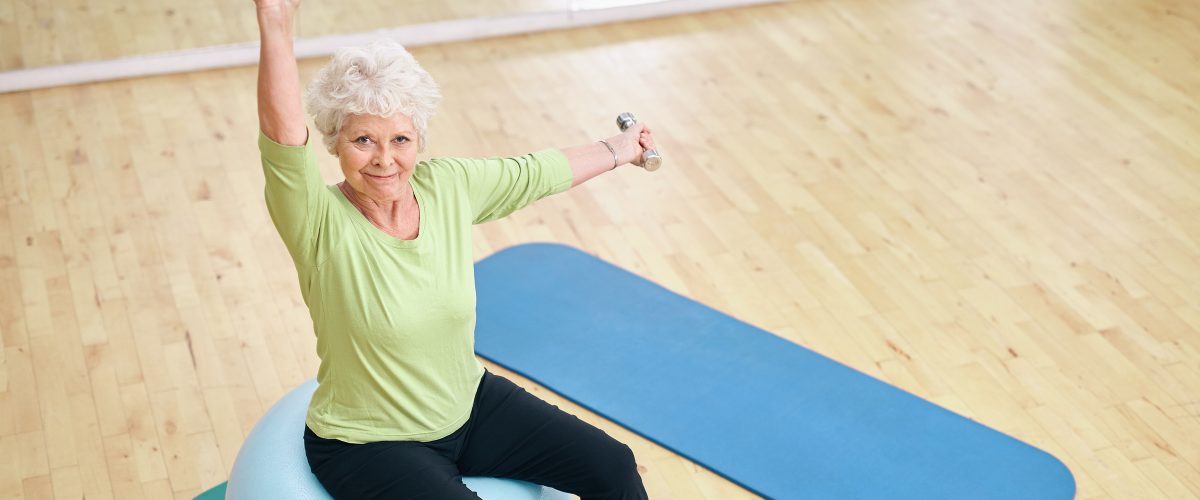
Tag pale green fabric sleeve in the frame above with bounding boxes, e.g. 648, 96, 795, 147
259, 130, 335, 266
432, 149, 574, 224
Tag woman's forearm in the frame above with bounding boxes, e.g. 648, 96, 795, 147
562, 123, 654, 188
256, 7, 307, 146
563, 141, 623, 188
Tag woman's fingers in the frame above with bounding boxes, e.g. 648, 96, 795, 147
640, 132, 654, 148
637, 126, 656, 152
612, 121, 657, 167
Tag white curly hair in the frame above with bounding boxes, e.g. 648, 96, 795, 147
305, 38, 442, 154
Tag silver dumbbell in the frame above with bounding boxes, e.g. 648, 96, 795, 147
616, 112, 661, 172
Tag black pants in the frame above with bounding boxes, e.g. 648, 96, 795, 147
303, 370, 649, 499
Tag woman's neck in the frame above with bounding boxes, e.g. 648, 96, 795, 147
338, 181, 419, 235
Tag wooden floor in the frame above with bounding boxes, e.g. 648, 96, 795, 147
1, 0, 589, 70
2, 0, 1199, 498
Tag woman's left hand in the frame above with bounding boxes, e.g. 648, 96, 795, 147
608, 123, 657, 168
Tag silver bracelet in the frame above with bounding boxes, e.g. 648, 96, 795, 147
598, 139, 618, 170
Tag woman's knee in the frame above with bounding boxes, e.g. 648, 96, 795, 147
584, 439, 645, 496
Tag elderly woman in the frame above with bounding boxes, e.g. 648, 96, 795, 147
253, 1, 654, 499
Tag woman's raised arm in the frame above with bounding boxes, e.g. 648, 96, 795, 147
255, 0, 307, 145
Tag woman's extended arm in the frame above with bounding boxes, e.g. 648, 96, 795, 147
255, 0, 307, 146
562, 122, 657, 188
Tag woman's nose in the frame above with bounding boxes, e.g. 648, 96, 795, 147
372, 144, 388, 165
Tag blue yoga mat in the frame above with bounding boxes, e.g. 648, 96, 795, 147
474, 243, 1075, 499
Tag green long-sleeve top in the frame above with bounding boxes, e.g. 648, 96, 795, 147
259, 131, 573, 444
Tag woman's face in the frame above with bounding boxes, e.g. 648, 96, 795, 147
336, 113, 419, 203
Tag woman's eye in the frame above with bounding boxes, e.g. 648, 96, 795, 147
393, 136, 410, 144
354, 136, 371, 144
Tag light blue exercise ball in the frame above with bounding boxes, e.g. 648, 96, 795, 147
226, 378, 571, 500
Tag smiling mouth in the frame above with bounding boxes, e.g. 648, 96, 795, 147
364, 173, 398, 181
